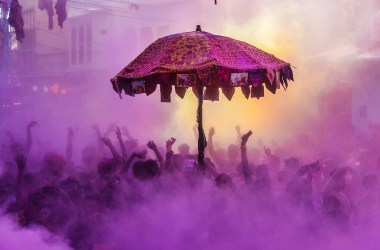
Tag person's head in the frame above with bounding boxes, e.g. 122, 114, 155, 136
97, 158, 117, 180
178, 143, 190, 156
43, 152, 66, 178
132, 159, 160, 181
215, 173, 233, 189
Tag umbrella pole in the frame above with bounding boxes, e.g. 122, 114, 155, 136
197, 81, 206, 171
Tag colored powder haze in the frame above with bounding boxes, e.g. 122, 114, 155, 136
0, 0, 380, 249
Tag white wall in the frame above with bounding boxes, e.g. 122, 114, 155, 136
351, 60, 380, 131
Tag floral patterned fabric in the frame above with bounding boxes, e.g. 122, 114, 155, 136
111, 31, 293, 101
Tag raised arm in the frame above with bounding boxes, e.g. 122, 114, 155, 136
92, 124, 105, 159
121, 150, 147, 175
14, 154, 27, 207
115, 127, 128, 160
165, 137, 176, 173
66, 127, 74, 165
147, 140, 164, 169
235, 125, 242, 144
207, 127, 225, 167
25, 121, 37, 155
241, 130, 253, 185
192, 124, 199, 142
208, 127, 216, 158
101, 137, 121, 162
264, 146, 275, 166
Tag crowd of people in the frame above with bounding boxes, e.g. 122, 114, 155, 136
0, 121, 380, 250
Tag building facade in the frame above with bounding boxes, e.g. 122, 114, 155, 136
1, 0, 200, 120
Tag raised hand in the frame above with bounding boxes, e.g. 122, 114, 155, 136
241, 130, 253, 147
115, 127, 122, 139
209, 127, 215, 137
67, 127, 74, 138
66, 127, 74, 162
147, 140, 157, 151
193, 124, 198, 132
147, 140, 164, 167
27, 121, 37, 129
101, 137, 112, 147
26, 122, 37, 154
14, 154, 27, 171
235, 125, 241, 134
264, 146, 272, 156
166, 137, 176, 151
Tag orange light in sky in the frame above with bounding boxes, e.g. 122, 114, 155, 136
166, 15, 304, 148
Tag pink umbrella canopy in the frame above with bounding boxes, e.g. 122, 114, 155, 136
110, 26, 294, 168
111, 27, 293, 101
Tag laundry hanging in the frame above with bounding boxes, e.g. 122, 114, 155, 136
55, 0, 67, 29
8, 0, 24, 42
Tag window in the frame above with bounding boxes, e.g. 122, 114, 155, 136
79, 25, 85, 64
86, 23, 92, 63
71, 27, 77, 65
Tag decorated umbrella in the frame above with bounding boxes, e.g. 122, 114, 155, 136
111, 25, 294, 169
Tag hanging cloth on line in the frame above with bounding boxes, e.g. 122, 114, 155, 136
8, 0, 24, 42
55, 0, 67, 29
38, 0, 54, 30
